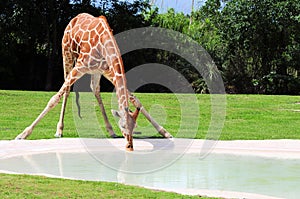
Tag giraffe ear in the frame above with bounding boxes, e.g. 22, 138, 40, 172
111, 110, 121, 118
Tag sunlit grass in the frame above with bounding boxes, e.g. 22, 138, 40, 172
1, 90, 300, 140
0, 173, 211, 199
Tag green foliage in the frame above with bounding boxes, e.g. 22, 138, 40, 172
150, 8, 190, 32
220, 0, 300, 93
144, 4, 223, 94
106, 0, 151, 33
254, 71, 300, 94
144, 0, 300, 94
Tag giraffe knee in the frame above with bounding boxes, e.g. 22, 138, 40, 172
48, 94, 62, 109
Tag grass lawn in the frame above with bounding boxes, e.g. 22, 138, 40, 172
0, 90, 299, 198
0, 90, 300, 140
0, 173, 210, 199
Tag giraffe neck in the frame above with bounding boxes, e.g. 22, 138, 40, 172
99, 18, 129, 114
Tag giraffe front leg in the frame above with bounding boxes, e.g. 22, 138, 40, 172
128, 91, 173, 138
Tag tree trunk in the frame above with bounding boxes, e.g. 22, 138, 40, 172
45, 3, 58, 91
189, 0, 194, 29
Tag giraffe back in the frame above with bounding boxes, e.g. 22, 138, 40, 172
62, 13, 130, 125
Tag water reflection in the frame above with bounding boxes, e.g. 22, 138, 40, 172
1, 152, 300, 199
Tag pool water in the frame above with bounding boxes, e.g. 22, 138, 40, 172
1, 152, 299, 198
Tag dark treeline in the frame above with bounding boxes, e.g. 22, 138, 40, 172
0, 0, 151, 91
0, 0, 300, 94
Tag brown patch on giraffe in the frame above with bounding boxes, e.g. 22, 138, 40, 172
72, 25, 80, 37
81, 54, 90, 65
90, 30, 98, 46
89, 20, 100, 30
99, 32, 105, 44
62, 33, 69, 44
77, 14, 86, 24
96, 25, 104, 36
82, 31, 89, 42
81, 18, 91, 30
101, 31, 111, 45
70, 40, 77, 53
99, 16, 113, 33
81, 42, 91, 53
91, 48, 100, 59
112, 58, 121, 73
90, 61, 98, 68
93, 34, 99, 45
75, 28, 83, 37
71, 69, 78, 77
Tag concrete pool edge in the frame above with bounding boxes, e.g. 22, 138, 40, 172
1, 138, 300, 159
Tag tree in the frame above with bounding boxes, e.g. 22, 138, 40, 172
220, 0, 300, 93
145, 1, 224, 93
0, 0, 74, 90
0, 0, 151, 91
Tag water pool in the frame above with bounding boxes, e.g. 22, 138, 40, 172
1, 138, 300, 199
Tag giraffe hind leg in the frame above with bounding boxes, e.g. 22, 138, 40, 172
55, 85, 70, 138
90, 74, 116, 137
55, 48, 74, 138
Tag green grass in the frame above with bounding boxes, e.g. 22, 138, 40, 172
1, 90, 299, 198
0, 90, 300, 140
0, 173, 209, 199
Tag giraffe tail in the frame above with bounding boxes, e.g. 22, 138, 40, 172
75, 91, 82, 119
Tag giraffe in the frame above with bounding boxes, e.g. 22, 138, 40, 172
15, 13, 172, 151
15, 13, 141, 151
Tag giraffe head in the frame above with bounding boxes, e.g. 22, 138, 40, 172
112, 108, 139, 136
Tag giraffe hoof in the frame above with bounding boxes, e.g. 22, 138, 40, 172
15, 128, 32, 140
15, 136, 25, 140
54, 133, 63, 138
110, 134, 118, 138
159, 128, 173, 138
